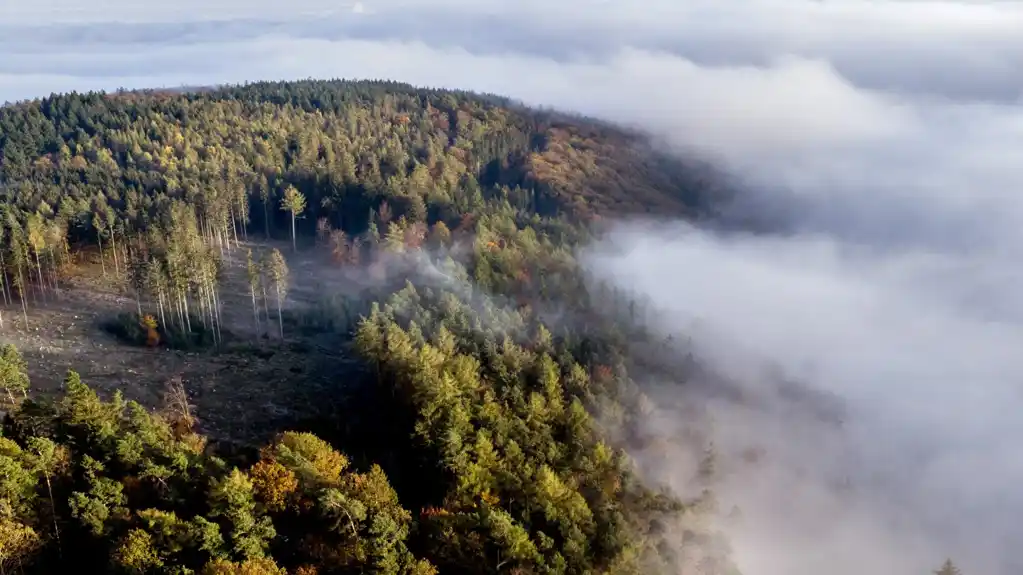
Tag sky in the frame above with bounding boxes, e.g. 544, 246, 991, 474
3, 1, 1022, 573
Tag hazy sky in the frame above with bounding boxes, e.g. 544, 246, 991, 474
3, 1, 1022, 573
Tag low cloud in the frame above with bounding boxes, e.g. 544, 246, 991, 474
3, 1, 1022, 573
583, 222, 1023, 574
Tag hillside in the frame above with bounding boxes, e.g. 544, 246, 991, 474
0, 80, 742, 574
0, 79, 715, 227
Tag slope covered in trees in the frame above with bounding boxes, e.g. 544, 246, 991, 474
0, 80, 960, 573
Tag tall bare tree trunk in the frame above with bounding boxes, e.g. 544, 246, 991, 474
157, 291, 166, 331
49, 251, 60, 298
0, 253, 10, 305
263, 201, 270, 239
230, 208, 240, 248
250, 285, 260, 336
276, 285, 284, 339
291, 212, 297, 252
212, 285, 224, 346
261, 285, 271, 336
110, 232, 120, 278
18, 271, 28, 329
182, 293, 192, 333
34, 253, 46, 303
96, 234, 106, 277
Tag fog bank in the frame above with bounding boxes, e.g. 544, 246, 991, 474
4, 1, 1022, 573
582, 221, 1023, 574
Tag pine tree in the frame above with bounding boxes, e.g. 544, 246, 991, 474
145, 258, 169, 331
25, 213, 47, 301
235, 185, 250, 243
91, 212, 108, 277
259, 183, 272, 240
45, 218, 69, 297
0, 223, 11, 306
383, 218, 407, 253
127, 251, 149, 317
7, 216, 30, 327
428, 221, 451, 250
280, 186, 306, 252
264, 249, 289, 339
0, 343, 29, 405
246, 249, 262, 337
104, 207, 121, 278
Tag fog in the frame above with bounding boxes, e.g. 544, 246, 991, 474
4, 0, 1022, 573
582, 222, 1023, 574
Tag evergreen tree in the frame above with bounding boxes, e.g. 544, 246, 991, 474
264, 249, 289, 339
280, 186, 306, 252
246, 249, 262, 337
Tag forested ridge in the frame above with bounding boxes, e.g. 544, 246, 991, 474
0, 80, 961, 574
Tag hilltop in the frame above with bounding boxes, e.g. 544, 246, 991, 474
0, 80, 738, 574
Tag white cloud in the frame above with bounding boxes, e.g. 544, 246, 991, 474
583, 220, 1023, 575
3, 1, 1023, 573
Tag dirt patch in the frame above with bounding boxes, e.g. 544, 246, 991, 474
0, 239, 366, 444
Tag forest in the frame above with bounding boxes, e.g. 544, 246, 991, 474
0, 80, 961, 574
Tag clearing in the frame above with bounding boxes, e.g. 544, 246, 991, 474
0, 238, 367, 444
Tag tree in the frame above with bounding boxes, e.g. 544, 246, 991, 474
258, 183, 272, 240
202, 557, 287, 575
195, 245, 224, 346
383, 218, 407, 253
280, 186, 306, 252
0, 223, 11, 307
934, 559, 962, 575
428, 221, 451, 250
208, 469, 276, 560
6, 216, 29, 327
145, 258, 169, 331
248, 460, 297, 512
127, 253, 148, 317
264, 249, 289, 339
0, 344, 29, 405
407, 194, 427, 223
377, 201, 393, 233
91, 212, 108, 277
232, 181, 251, 244
103, 206, 121, 278
316, 217, 331, 246
25, 213, 47, 301
45, 218, 69, 296
246, 249, 262, 337
328, 229, 348, 264
25, 437, 65, 557
0, 518, 41, 574
0, 79, 747, 575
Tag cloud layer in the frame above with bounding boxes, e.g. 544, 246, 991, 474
583, 222, 1023, 575
3, 1, 1023, 573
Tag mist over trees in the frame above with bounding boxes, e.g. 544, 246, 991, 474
0, 80, 962, 573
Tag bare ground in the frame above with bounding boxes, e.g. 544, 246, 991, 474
0, 239, 365, 444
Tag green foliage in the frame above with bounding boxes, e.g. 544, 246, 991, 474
0, 343, 30, 405
208, 469, 275, 560
0, 80, 744, 574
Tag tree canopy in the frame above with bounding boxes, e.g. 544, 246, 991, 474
0, 80, 961, 574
